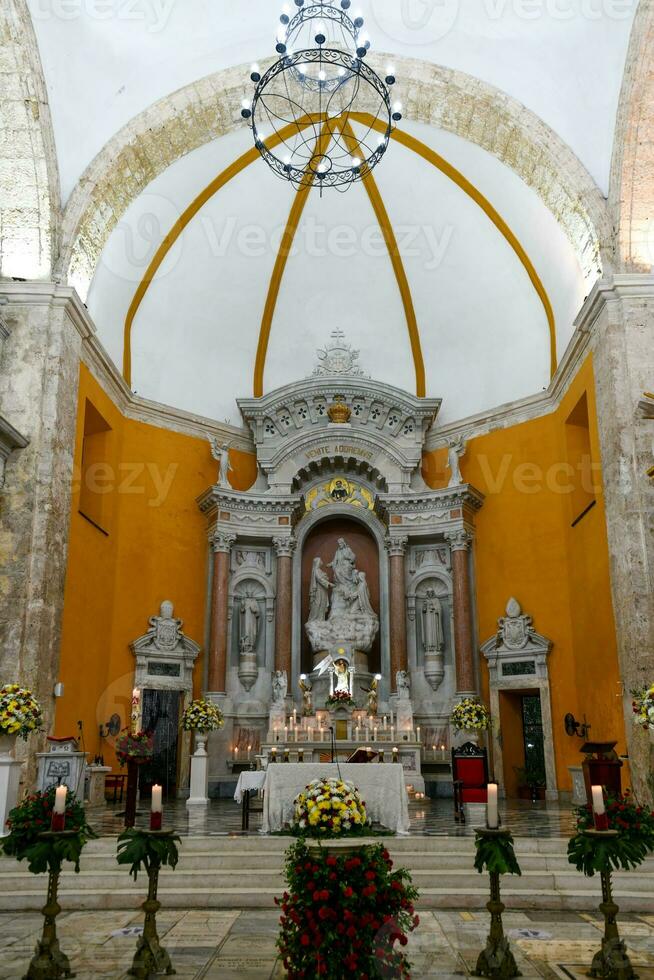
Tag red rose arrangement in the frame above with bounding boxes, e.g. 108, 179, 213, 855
115, 729, 154, 765
326, 691, 354, 707
276, 840, 419, 979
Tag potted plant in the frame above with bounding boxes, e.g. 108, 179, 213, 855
181, 698, 224, 753
0, 684, 43, 755
451, 698, 491, 740
276, 839, 419, 979
514, 761, 547, 802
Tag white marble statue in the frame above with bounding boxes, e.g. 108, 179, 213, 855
208, 436, 234, 488
420, 589, 445, 653
305, 538, 379, 658
239, 596, 260, 653
446, 436, 467, 487
272, 670, 287, 703
308, 557, 331, 621
396, 670, 411, 700
299, 676, 313, 716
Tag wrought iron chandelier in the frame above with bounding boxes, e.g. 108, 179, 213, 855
241, 0, 402, 191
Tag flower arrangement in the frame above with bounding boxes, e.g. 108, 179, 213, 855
115, 729, 154, 766
451, 698, 491, 733
1, 787, 97, 874
293, 777, 370, 837
0, 684, 43, 740
568, 791, 654, 876
631, 685, 654, 730
181, 699, 224, 733
326, 690, 354, 707
276, 839, 419, 979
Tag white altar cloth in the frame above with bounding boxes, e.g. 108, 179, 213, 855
261, 764, 410, 834
234, 770, 266, 804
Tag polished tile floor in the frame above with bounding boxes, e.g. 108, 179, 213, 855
3, 907, 654, 979
88, 796, 577, 838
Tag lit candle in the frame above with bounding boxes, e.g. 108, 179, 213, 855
293, 708, 297, 724
284, 725, 288, 741
294, 726, 298, 742
416, 726, 421, 743
383, 715, 387, 730
390, 725, 395, 741
247, 743, 252, 760
441, 743, 446, 752
150, 784, 163, 830
355, 724, 360, 741
271, 747, 277, 763
234, 745, 239, 760
283, 748, 289, 763
373, 726, 377, 742
392, 746, 399, 763
51, 785, 67, 831
432, 744, 436, 757
487, 783, 499, 829
592, 785, 609, 831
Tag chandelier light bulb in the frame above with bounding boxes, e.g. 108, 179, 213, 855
351, 156, 361, 168
319, 69, 326, 81
393, 101, 403, 113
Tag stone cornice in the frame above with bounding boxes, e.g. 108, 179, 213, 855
379, 484, 485, 513
574, 275, 654, 333
0, 414, 29, 455
197, 486, 299, 517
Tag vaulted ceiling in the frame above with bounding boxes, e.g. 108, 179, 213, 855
25, 0, 638, 425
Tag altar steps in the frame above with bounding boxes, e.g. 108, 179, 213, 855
2, 836, 653, 913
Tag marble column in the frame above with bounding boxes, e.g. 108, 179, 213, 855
208, 532, 236, 694
273, 537, 295, 680
387, 536, 408, 692
446, 530, 476, 697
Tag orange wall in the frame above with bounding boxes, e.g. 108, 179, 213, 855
56, 363, 255, 766
422, 353, 624, 792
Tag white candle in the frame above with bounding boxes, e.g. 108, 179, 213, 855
284, 725, 288, 741
247, 743, 252, 760
392, 746, 399, 762
390, 725, 395, 741
592, 785, 605, 815
293, 708, 297, 724
383, 715, 387, 730
151, 784, 163, 813
487, 783, 499, 829
54, 785, 67, 814
373, 726, 377, 741
417, 726, 421, 743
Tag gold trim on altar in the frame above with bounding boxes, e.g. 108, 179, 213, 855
305, 478, 375, 512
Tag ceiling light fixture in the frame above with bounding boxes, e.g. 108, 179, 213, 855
240, 0, 400, 191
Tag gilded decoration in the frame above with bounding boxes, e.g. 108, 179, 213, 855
327, 396, 352, 424
305, 478, 374, 512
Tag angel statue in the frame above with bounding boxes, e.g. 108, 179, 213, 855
272, 669, 287, 704
299, 675, 314, 716
361, 676, 379, 717
446, 436, 467, 488
208, 435, 234, 488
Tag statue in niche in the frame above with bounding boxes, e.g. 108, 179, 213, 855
208, 436, 234, 489
239, 596, 260, 653
272, 670, 288, 703
299, 676, 314, 716
146, 600, 183, 651
396, 670, 411, 700
420, 589, 445, 653
308, 557, 331, 622
333, 658, 352, 695
446, 436, 467, 487
305, 537, 379, 660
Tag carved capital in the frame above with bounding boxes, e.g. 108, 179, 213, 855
273, 535, 296, 559
212, 531, 237, 554
444, 529, 473, 552
385, 534, 409, 557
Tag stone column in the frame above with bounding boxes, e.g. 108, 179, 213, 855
576, 277, 654, 799
208, 532, 236, 694
273, 537, 295, 680
0, 285, 87, 784
387, 536, 408, 692
445, 530, 477, 697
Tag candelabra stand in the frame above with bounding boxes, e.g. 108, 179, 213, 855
473, 829, 521, 979
583, 830, 637, 980
128, 831, 176, 979
24, 831, 78, 980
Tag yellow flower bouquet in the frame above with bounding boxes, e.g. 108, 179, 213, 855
0, 684, 43, 740
181, 699, 224, 733
293, 777, 369, 837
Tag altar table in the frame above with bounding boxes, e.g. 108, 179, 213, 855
261, 764, 410, 834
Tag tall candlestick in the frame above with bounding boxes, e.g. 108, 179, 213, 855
51, 785, 67, 831
150, 784, 163, 830
592, 785, 609, 830
486, 783, 499, 829
392, 746, 399, 763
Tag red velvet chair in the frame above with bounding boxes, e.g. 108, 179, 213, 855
452, 742, 489, 823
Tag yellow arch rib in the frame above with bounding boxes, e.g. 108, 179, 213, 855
349, 111, 558, 376
253, 121, 334, 397
339, 118, 425, 397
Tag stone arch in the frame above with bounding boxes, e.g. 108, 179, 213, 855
0, 0, 60, 279
58, 54, 610, 300
609, 0, 654, 270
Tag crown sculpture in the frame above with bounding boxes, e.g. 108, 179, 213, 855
328, 395, 352, 425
